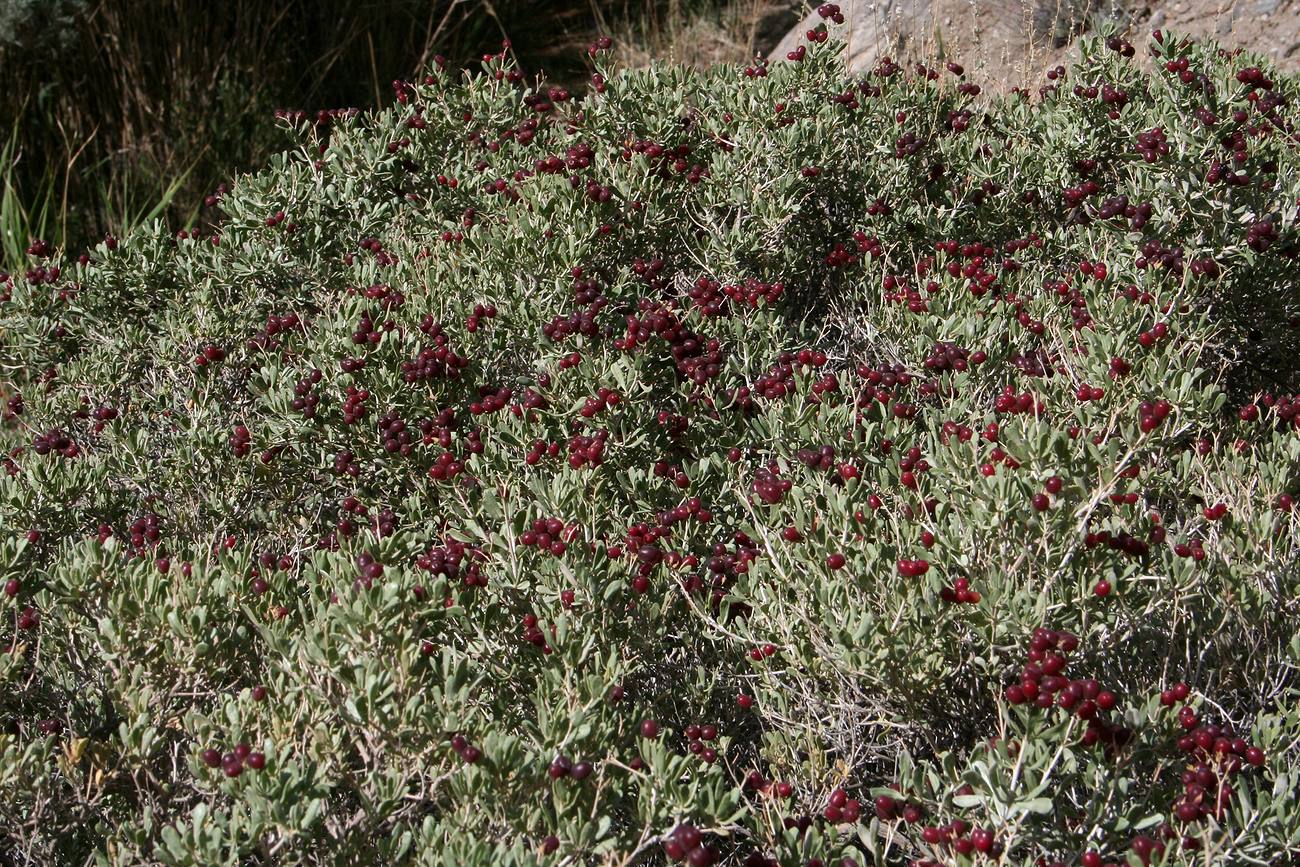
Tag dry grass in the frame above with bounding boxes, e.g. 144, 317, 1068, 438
593, 0, 801, 69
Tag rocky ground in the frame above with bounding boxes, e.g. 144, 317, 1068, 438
771, 0, 1299, 83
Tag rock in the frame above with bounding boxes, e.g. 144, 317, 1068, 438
772, 0, 1079, 82
771, 0, 1300, 80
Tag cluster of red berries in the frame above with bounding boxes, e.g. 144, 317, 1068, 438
340, 386, 369, 424
939, 577, 980, 604
449, 733, 482, 764
1202, 502, 1228, 521
897, 445, 930, 490
855, 361, 916, 409
1235, 65, 1273, 89
416, 537, 486, 589
547, 753, 593, 780
369, 509, 397, 540
1134, 239, 1186, 273
1134, 127, 1170, 163
2, 392, 23, 422
1159, 684, 1267, 833
292, 369, 323, 419
824, 240, 861, 268
353, 249, 398, 275
332, 449, 360, 477
1005, 629, 1131, 750
521, 517, 574, 558
815, 3, 845, 23
1076, 382, 1106, 402
726, 351, 819, 412
579, 387, 620, 418
1135, 322, 1170, 350
200, 182, 229, 210
352, 551, 384, 590
820, 786, 862, 822
540, 301, 600, 343
853, 230, 885, 259
938, 420, 975, 445
795, 444, 837, 471
1104, 34, 1136, 56
994, 386, 1045, 416
520, 613, 551, 655
565, 430, 608, 469
400, 342, 470, 383
1240, 392, 1300, 429
656, 497, 712, 528
585, 34, 613, 55
126, 513, 163, 554
1107, 356, 1131, 380
1031, 476, 1064, 511
923, 342, 978, 372
427, 449, 469, 482
686, 276, 784, 315
525, 438, 562, 466
1062, 179, 1101, 207
193, 343, 226, 367
351, 310, 390, 353
684, 722, 720, 764
914, 820, 1000, 861
230, 423, 252, 457
30, 427, 78, 458
376, 412, 415, 456
33, 717, 63, 735
1095, 196, 1152, 229
467, 385, 512, 417
661, 823, 717, 866
897, 558, 930, 577
1246, 218, 1279, 253
1010, 348, 1054, 378
200, 742, 266, 778
873, 793, 926, 824
750, 465, 791, 505
16, 605, 39, 630
1137, 399, 1173, 433
257, 551, 295, 576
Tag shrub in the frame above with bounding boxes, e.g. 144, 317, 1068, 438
1, 17, 1299, 866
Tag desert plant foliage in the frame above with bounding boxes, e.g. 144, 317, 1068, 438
1, 12, 1299, 866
